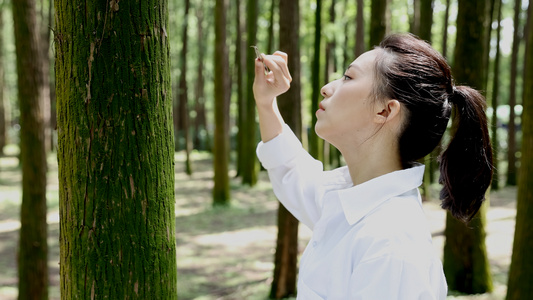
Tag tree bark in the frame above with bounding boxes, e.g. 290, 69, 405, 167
355, 0, 365, 57
235, 0, 245, 176
55, 0, 177, 297
213, 0, 231, 205
194, 0, 209, 151
491, 0, 502, 190
270, 0, 301, 297
242, 0, 259, 186
506, 3, 533, 298
443, 0, 493, 294
0, 4, 6, 155
178, 0, 192, 175
506, 0, 522, 186
369, 0, 389, 48
309, 0, 323, 161
12, 0, 48, 298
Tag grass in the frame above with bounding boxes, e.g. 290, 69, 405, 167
0, 146, 517, 299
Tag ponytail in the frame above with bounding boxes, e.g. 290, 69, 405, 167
375, 34, 493, 223
439, 86, 494, 223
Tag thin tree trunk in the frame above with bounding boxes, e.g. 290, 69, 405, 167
443, 0, 493, 294
55, 0, 177, 297
178, 0, 192, 175
309, 0, 323, 161
355, 0, 365, 57
235, 0, 245, 176
242, 0, 259, 186
270, 0, 301, 297
213, 0, 231, 204
506, 0, 522, 186
0, 3, 6, 155
267, 0, 276, 54
491, 0, 502, 190
369, 0, 389, 48
194, 0, 209, 151
442, 0, 451, 59
12, 0, 48, 298
38, 0, 52, 153
506, 5, 533, 298
419, 0, 433, 42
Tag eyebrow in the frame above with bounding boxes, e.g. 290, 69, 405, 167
347, 64, 362, 72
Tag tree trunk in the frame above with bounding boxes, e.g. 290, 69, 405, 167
491, 0, 502, 190
267, 0, 276, 54
369, 0, 389, 48
178, 0, 192, 175
506, 0, 522, 186
242, 0, 259, 186
55, 0, 177, 297
0, 4, 6, 155
506, 3, 533, 298
213, 0, 231, 205
443, 0, 493, 294
355, 0, 365, 58
12, 0, 48, 298
194, 0, 209, 151
235, 0, 245, 176
270, 1, 301, 298
309, 0, 323, 161
38, 0, 52, 153
442, 0, 451, 59
419, 0, 433, 42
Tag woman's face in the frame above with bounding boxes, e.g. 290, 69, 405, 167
315, 49, 380, 149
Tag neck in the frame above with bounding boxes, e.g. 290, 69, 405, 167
339, 138, 403, 186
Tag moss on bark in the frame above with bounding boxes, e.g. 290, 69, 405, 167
55, 0, 177, 298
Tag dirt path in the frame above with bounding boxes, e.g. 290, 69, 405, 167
0, 150, 516, 299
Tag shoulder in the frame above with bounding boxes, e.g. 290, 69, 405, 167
353, 190, 433, 262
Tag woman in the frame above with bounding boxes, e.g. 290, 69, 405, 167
253, 33, 493, 299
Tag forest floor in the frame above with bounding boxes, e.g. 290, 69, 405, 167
0, 147, 517, 300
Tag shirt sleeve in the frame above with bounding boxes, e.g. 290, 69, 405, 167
256, 124, 324, 229
349, 255, 447, 300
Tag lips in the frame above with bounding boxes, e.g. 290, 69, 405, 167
319, 102, 325, 111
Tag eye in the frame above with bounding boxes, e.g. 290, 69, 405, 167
343, 74, 352, 81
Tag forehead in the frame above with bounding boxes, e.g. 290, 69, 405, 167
349, 49, 380, 73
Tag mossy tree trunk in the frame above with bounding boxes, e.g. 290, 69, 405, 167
506, 0, 522, 187
213, 0, 231, 205
506, 3, 533, 299
443, 0, 493, 294
242, 0, 259, 186
12, 0, 48, 298
270, 0, 301, 298
55, 0, 177, 298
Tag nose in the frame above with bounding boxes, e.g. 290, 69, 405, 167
321, 82, 332, 98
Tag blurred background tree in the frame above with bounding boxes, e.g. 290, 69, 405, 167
0, 0, 531, 298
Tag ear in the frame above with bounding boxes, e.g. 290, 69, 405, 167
374, 100, 401, 124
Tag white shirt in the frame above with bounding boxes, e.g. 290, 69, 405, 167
256, 125, 447, 300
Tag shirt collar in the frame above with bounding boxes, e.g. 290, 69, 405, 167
337, 164, 425, 225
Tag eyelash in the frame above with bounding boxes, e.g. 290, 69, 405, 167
343, 74, 352, 80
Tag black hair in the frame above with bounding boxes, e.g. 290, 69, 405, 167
373, 33, 493, 223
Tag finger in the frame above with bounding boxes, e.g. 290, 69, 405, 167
269, 55, 292, 83
262, 55, 287, 83
254, 58, 267, 81
273, 51, 288, 63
